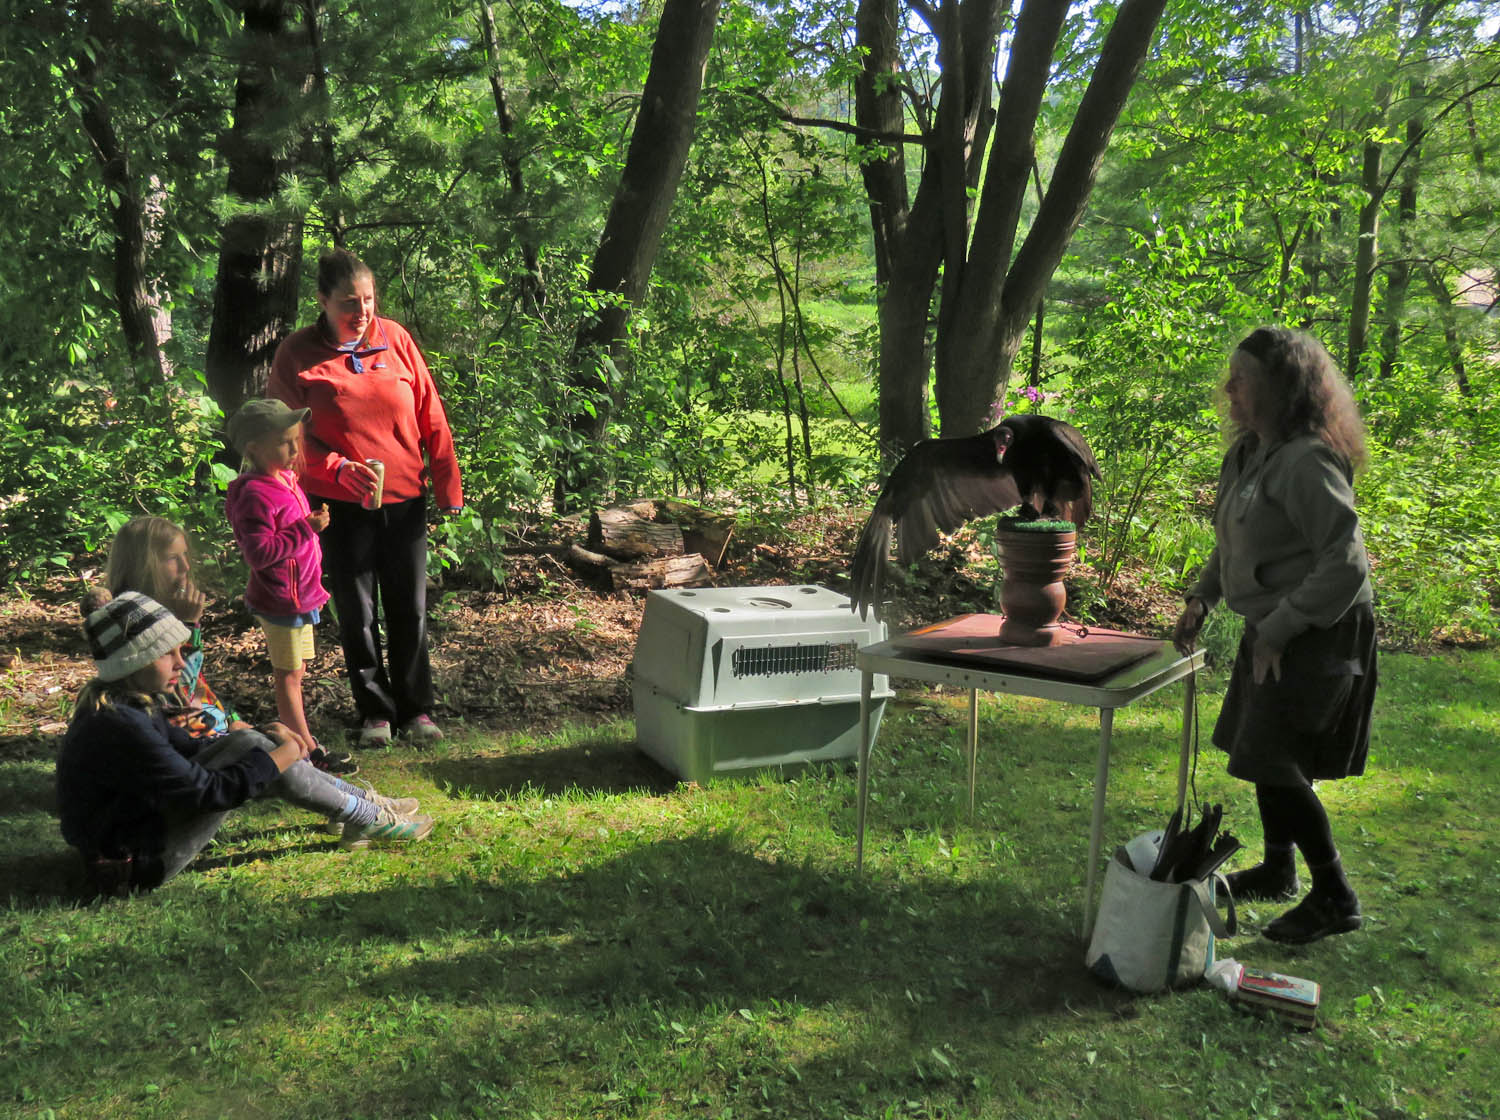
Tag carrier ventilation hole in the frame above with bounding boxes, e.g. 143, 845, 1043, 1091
730, 642, 858, 677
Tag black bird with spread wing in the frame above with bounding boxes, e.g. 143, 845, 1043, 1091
849, 413, 1101, 620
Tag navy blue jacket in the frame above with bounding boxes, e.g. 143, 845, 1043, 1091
57, 697, 280, 885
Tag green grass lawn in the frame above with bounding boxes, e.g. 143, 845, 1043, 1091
3, 651, 1497, 1118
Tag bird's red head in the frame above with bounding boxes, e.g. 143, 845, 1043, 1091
992, 426, 1014, 464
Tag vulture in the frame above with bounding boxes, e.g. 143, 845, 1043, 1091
849, 413, 1101, 620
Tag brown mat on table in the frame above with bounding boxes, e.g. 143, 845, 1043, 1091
890, 614, 1164, 682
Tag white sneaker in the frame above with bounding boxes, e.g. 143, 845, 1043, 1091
401, 715, 444, 744
359, 719, 393, 747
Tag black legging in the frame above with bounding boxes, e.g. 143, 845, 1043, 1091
1256, 782, 1337, 867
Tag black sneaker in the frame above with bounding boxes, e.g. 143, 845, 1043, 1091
309, 746, 359, 776
1263, 890, 1362, 945
1226, 863, 1301, 902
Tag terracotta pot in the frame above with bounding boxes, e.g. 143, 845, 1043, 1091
996, 523, 1076, 647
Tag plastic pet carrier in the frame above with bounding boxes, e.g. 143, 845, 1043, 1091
631, 585, 892, 782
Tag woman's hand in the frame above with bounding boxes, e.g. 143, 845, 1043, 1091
306, 503, 330, 532
336, 459, 379, 500
1251, 637, 1283, 684
1172, 597, 1207, 655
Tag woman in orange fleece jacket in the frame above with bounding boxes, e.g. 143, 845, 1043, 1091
269, 249, 463, 747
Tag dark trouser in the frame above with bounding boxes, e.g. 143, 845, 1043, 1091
158, 730, 358, 884
321, 495, 433, 725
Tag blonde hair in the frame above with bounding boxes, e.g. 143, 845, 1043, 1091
106, 516, 188, 603
242, 423, 307, 476
72, 676, 158, 719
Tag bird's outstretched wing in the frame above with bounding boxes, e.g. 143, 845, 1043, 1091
1037, 418, 1101, 527
849, 432, 1022, 621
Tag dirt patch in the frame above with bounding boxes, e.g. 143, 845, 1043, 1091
0, 507, 1179, 761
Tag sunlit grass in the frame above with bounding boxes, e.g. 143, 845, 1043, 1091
3, 652, 1498, 1118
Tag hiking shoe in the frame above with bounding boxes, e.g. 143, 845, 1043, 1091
401, 714, 444, 744
309, 746, 359, 776
356, 780, 421, 816
358, 719, 393, 747
339, 805, 434, 850
323, 789, 420, 838
1226, 863, 1300, 903
1263, 890, 1362, 945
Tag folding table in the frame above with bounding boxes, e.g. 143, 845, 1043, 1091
855, 622, 1206, 939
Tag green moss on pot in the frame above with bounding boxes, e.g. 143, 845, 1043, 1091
997, 516, 1076, 533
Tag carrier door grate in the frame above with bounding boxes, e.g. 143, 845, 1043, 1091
731, 641, 858, 678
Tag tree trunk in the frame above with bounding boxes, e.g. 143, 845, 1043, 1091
300, 0, 344, 246
1350, 122, 1380, 379
856, 0, 1004, 460
937, 0, 1168, 435
477, 0, 544, 314
553, 0, 723, 511
204, 0, 309, 415
71, 0, 172, 384
1423, 266, 1471, 396
1377, 86, 1424, 382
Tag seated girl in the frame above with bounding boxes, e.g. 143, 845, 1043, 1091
103, 515, 356, 773
58, 592, 432, 895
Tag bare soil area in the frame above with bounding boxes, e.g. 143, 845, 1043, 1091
0, 508, 1180, 762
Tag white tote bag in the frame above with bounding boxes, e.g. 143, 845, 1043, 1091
1085, 849, 1237, 992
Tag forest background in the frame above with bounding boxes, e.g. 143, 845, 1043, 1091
1, 0, 1497, 651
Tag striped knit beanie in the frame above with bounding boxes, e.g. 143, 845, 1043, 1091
83, 591, 191, 683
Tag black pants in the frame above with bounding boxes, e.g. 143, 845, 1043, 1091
321, 495, 433, 725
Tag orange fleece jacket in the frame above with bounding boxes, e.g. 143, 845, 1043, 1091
269, 316, 463, 509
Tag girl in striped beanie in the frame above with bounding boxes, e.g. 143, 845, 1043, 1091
58, 592, 432, 895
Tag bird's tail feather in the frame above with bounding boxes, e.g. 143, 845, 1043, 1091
850, 511, 894, 621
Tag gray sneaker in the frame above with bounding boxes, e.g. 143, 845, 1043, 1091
340, 805, 434, 850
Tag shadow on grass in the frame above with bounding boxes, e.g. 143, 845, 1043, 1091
298, 833, 1128, 1022
0, 732, 62, 765
427, 737, 679, 799
0, 760, 55, 815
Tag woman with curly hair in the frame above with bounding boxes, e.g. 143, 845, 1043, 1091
1174, 327, 1377, 944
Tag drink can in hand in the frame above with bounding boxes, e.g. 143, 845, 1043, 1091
362, 458, 385, 510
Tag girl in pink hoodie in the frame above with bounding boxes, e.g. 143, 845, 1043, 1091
225, 399, 353, 772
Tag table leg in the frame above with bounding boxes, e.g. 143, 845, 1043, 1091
1175, 669, 1196, 812
857, 669, 872, 873
1083, 707, 1114, 941
967, 688, 979, 819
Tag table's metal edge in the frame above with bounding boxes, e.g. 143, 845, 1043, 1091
856, 640, 1206, 708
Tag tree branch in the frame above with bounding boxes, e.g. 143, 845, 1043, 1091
725, 88, 928, 147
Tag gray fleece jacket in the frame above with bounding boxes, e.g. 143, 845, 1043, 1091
1189, 433, 1372, 652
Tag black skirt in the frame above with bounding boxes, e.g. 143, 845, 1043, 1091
1212, 602, 1377, 787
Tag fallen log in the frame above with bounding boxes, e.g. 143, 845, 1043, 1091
608, 553, 712, 591
564, 543, 711, 590
655, 499, 735, 566
588, 507, 685, 560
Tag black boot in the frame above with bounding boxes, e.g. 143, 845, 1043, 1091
1227, 863, 1301, 902
1264, 851, 1361, 944
1226, 841, 1299, 902
1263, 890, 1362, 944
